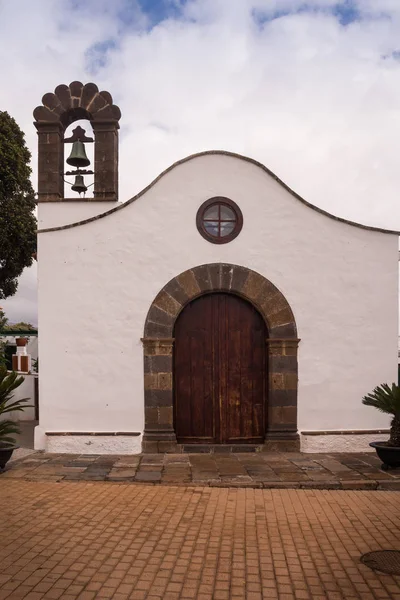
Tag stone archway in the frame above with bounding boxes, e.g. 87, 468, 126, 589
142, 264, 300, 452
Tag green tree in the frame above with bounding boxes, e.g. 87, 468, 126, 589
0, 307, 8, 367
0, 307, 7, 331
0, 111, 36, 299
4, 322, 35, 331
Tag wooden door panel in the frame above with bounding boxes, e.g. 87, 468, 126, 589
174, 293, 266, 444
224, 294, 265, 442
225, 327, 241, 441
188, 333, 209, 438
174, 298, 216, 442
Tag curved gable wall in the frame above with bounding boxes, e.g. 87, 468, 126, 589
39, 151, 400, 234
37, 152, 398, 446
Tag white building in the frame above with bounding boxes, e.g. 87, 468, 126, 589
34, 82, 398, 454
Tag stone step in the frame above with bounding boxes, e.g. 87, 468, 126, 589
180, 444, 263, 453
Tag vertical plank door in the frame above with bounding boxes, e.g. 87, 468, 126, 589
174, 293, 266, 444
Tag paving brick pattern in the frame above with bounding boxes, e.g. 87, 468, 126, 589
0, 481, 399, 599
2, 452, 400, 490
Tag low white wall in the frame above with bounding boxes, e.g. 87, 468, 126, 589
43, 433, 142, 454
301, 431, 390, 452
39, 431, 390, 454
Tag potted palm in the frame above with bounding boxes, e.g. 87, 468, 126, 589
0, 366, 31, 471
362, 383, 400, 470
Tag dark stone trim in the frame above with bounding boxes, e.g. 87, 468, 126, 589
269, 390, 297, 407
144, 355, 172, 373
37, 150, 400, 234
144, 390, 173, 407
266, 338, 301, 344
143, 265, 298, 338
144, 424, 174, 432
48, 198, 118, 203
263, 432, 300, 452
269, 355, 298, 373
142, 431, 177, 441
141, 338, 175, 342
46, 431, 141, 436
145, 323, 173, 337
183, 444, 261, 453
301, 429, 390, 436
269, 324, 298, 338
142, 431, 178, 453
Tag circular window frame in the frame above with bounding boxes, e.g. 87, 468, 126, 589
196, 197, 243, 244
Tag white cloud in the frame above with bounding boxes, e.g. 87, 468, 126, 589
1, 264, 37, 326
1, 0, 400, 323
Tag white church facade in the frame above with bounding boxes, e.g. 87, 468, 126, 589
34, 82, 399, 454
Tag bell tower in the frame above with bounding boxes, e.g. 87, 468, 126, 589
33, 81, 121, 205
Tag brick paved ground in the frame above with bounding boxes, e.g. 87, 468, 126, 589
3, 451, 400, 490
0, 481, 399, 599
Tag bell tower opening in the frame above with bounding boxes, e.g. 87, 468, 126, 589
63, 120, 95, 199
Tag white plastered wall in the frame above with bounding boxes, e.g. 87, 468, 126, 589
36, 154, 398, 453
39, 202, 118, 229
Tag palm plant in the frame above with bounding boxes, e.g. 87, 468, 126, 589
0, 366, 30, 447
362, 383, 400, 447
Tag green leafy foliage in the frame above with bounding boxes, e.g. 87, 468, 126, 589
0, 307, 7, 331
0, 307, 7, 367
3, 322, 36, 331
362, 383, 400, 446
0, 348, 6, 369
0, 366, 31, 447
362, 383, 400, 416
0, 111, 37, 299
0, 419, 20, 448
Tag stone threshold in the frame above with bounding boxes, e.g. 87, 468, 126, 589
9, 478, 399, 491
180, 444, 263, 453
4, 451, 399, 491
130, 480, 400, 490
144, 439, 301, 453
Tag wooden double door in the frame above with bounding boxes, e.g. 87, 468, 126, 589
174, 293, 267, 444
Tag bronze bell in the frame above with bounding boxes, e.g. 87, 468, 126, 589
71, 174, 88, 195
66, 140, 90, 168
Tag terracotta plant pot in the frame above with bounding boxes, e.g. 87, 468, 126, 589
15, 338, 27, 347
369, 442, 400, 470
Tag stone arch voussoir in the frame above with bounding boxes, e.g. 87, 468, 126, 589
142, 264, 300, 453
33, 81, 121, 128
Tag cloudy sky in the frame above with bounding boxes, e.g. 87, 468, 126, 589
1, 0, 400, 325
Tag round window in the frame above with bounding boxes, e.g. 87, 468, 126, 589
196, 197, 243, 244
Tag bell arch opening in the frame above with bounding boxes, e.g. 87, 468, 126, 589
142, 264, 300, 453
